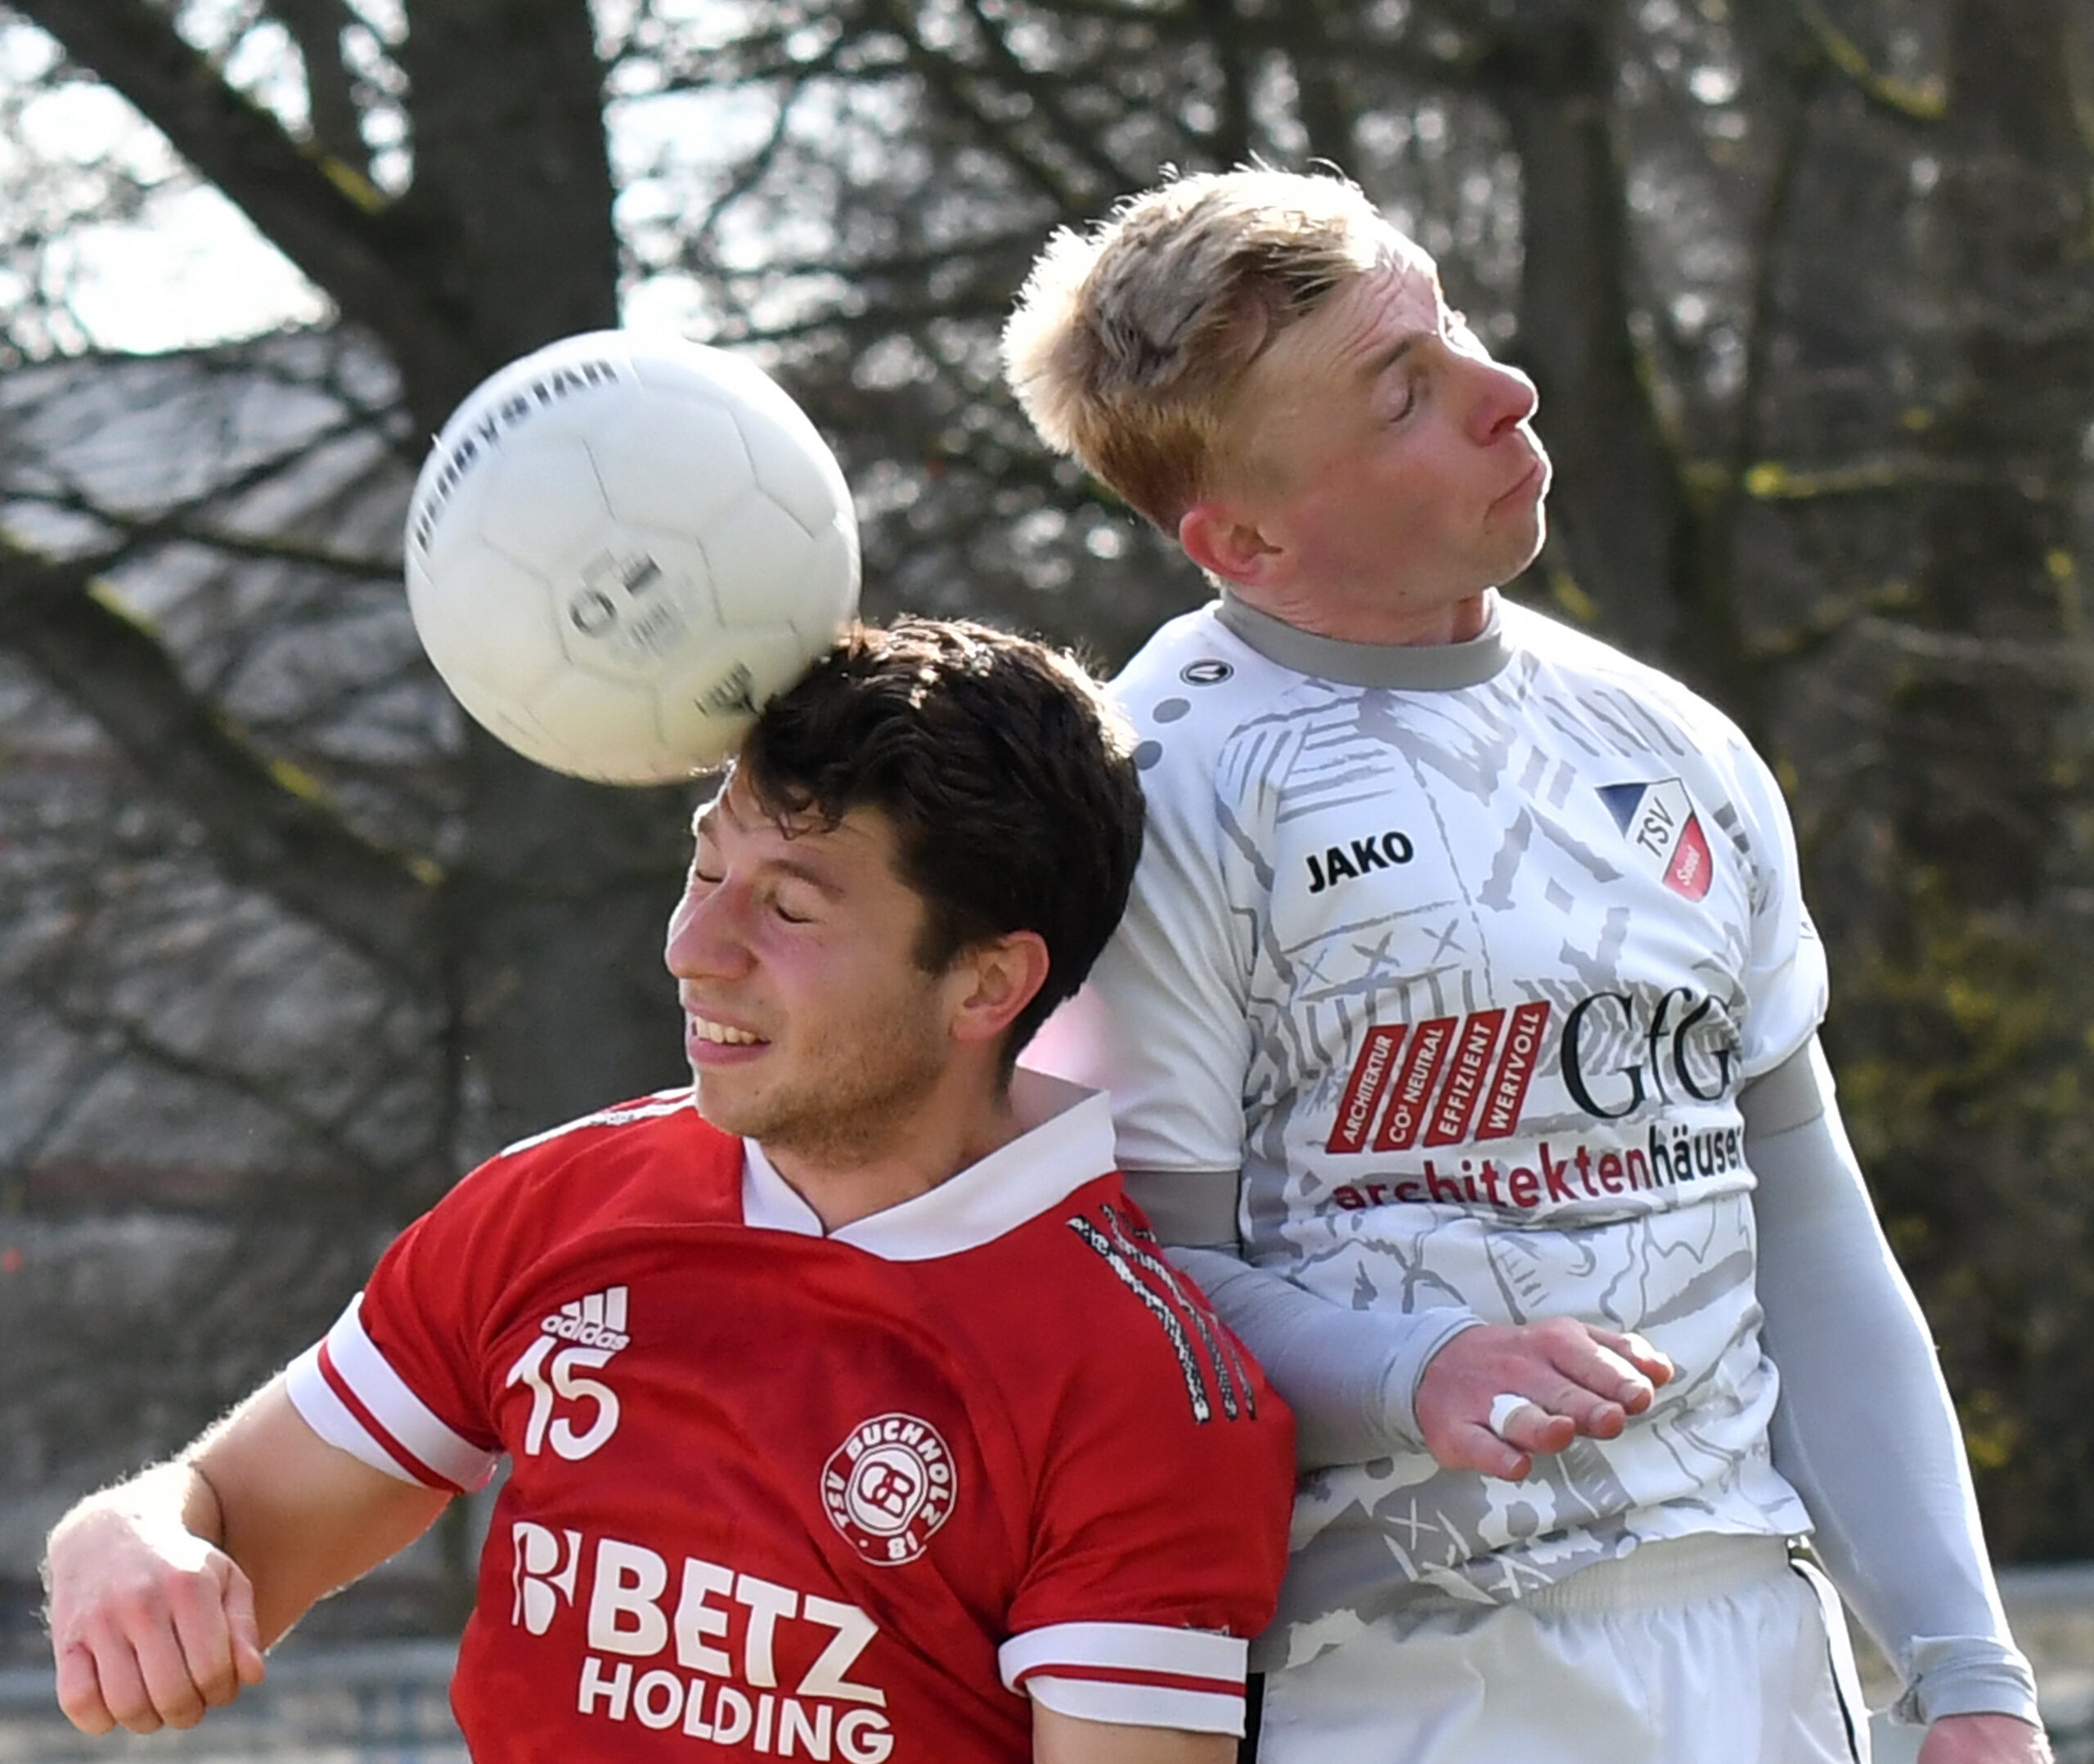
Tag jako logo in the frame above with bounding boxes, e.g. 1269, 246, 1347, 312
1306, 830, 1415, 895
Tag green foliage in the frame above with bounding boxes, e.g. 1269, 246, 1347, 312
1828, 875, 2094, 1556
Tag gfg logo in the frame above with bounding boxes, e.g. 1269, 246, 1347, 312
1560, 987, 1737, 1119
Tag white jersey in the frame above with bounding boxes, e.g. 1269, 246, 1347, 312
1063, 591, 1826, 1666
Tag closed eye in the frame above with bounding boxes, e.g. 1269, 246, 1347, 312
769, 882, 823, 925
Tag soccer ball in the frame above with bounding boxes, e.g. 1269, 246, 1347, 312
403, 330, 861, 783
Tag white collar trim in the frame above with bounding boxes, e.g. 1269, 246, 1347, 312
740, 1069, 1115, 1261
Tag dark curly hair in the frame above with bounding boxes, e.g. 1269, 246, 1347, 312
734, 617, 1144, 1071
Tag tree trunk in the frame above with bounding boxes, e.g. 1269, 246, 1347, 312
1480, 6, 1709, 690
393, 0, 694, 1151
1891, 0, 2094, 906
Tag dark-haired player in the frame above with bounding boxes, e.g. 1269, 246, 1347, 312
45, 617, 1294, 1763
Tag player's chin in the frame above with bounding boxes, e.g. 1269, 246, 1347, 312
688, 1071, 766, 1135
1487, 498, 1546, 563
1477, 531, 1546, 604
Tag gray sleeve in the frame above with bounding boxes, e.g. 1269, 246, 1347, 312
1124, 1168, 1481, 1470
1747, 1041, 2041, 1727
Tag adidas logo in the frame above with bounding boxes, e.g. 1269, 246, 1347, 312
541, 1286, 631, 1353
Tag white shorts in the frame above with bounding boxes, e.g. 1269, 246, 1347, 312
1253, 1534, 1869, 1764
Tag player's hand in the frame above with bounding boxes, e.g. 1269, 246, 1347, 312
1917, 1713, 2055, 1764
44, 1501, 267, 1735
1413, 1317, 1674, 1480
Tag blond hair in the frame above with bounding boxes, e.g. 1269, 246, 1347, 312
1000, 167, 1391, 531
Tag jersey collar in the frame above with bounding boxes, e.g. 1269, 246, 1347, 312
1215, 588, 1511, 689
739, 1069, 1117, 1260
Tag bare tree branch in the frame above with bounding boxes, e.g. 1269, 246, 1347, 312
1790, 0, 1948, 123
0, 540, 439, 980
271, 0, 377, 182
9, 1, 460, 400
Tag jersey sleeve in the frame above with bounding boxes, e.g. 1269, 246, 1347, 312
1726, 736, 1829, 1079
1047, 729, 1258, 1183
995, 1204, 1296, 1735
284, 1151, 529, 1493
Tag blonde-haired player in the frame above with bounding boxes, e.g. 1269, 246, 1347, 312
1005, 166, 2046, 1764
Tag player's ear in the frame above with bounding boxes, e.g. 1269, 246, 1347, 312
1179, 500, 1283, 589
945, 931, 1051, 1049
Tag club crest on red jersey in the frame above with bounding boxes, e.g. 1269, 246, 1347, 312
1598, 778, 1713, 901
822, 1413, 956, 1565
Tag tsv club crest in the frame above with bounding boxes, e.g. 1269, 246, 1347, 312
822, 1413, 957, 1566
1597, 778, 1714, 902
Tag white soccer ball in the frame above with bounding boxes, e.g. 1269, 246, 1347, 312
403, 330, 861, 783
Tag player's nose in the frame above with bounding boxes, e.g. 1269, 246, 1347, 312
1463, 353, 1538, 443
663, 884, 753, 981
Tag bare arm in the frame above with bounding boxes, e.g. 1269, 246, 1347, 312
1033, 1703, 1235, 1764
1917, 1717, 2053, 1764
44, 1374, 451, 1735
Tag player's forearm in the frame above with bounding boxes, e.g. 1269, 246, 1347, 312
1749, 1056, 2039, 1726
45, 1457, 225, 1576
1163, 1241, 1479, 1467
198, 1380, 451, 1646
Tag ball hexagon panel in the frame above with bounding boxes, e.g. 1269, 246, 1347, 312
735, 393, 856, 538
441, 668, 574, 776
405, 541, 569, 706
526, 667, 678, 783
793, 523, 862, 636
471, 435, 618, 580
703, 497, 852, 631
637, 348, 855, 544
588, 390, 755, 536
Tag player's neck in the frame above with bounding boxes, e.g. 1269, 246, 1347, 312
1233, 581, 1494, 648
761, 1079, 1022, 1233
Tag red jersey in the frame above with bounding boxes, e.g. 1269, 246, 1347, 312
285, 1075, 1293, 1761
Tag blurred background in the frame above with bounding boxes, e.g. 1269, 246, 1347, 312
0, 0, 2091, 1747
